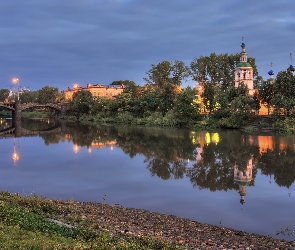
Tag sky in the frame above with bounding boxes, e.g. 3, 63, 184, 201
0, 0, 294, 91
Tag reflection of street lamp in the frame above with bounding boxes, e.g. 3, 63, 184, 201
73, 144, 79, 154
12, 78, 19, 100
12, 138, 19, 163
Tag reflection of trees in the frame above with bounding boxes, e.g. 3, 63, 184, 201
115, 127, 198, 180
22, 118, 57, 131
21, 119, 295, 191
257, 146, 295, 188
187, 132, 259, 192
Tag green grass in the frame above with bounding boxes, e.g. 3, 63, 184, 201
21, 110, 52, 118
0, 191, 182, 250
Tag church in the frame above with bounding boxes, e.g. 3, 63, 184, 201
197, 39, 294, 115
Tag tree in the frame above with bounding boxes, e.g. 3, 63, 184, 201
258, 80, 274, 114
219, 95, 256, 128
111, 80, 139, 98
271, 71, 295, 115
136, 85, 162, 117
173, 86, 199, 125
0, 89, 10, 102
144, 60, 190, 115
213, 84, 256, 128
201, 81, 217, 113
68, 90, 93, 118
115, 92, 136, 113
19, 90, 39, 103
190, 53, 258, 90
38, 86, 59, 104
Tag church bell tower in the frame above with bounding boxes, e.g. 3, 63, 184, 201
234, 38, 254, 95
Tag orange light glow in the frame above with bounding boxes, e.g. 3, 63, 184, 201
73, 83, 79, 89
73, 144, 79, 154
12, 78, 19, 84
12, 152, 19, 162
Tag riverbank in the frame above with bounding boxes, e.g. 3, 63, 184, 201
57, 200, 295, 249
1, 192, 294, 249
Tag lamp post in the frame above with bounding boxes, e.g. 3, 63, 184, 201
12, 78, 19, 101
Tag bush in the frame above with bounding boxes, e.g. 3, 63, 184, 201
272, 117, 295, 134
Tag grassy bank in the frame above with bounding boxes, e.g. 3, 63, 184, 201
21, 110, 52, 119
0, 192, 294, 249
60, 113, 284, 133
0, 191, 180, 250
0, 110, 11, 117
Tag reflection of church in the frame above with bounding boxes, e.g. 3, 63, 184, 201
234, 158, 253, 204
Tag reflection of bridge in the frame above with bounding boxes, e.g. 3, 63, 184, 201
0, 101, 68, 137
0, 124, 62, 138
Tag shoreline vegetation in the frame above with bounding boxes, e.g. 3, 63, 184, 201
0, 191, 294, 250
2, 66, 295, 135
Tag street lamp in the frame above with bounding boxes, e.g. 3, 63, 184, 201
12, 78, 19, 100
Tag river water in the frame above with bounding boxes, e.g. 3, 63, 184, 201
0, 118, 295, 241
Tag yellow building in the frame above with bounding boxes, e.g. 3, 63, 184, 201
64, 83, 124, 100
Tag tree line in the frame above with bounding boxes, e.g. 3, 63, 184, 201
1, 52, 295, 130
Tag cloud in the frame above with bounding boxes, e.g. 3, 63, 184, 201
0, 0, 294, 90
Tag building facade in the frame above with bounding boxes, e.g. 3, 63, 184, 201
64, 83, 124, 100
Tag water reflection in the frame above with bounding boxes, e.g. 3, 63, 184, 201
22, 122, 294, 200
1, 119, 295, 240
12, 138, 20, 163
3, 119, 295, 200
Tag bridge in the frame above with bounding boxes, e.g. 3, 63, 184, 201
0, 101, 68, 115
0, 101, 68, 137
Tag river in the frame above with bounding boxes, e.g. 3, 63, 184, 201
0, 117, 295, 241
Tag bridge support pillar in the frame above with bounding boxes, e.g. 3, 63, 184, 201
13, 100, 22, 137
60, 104, 67, 116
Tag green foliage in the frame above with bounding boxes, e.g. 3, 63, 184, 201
21, 110, 51, 118
68, 90, 94, 119
271, 71, 295, 115
91, 96, 117, 117
272, 117, 295, 134
145, 60, 190, 87
0, 201, 81, 238
0, 110, 11, 117
217, 94, 256, 129
116, 93, 136, 113
193, 115, 218, 130
20, 90, 39, 103
201, 81, 217, 113
0, 192, 179, 250
173, 86, 199, 125
190, 53, 258, 90
116, 111, 136, 124
144, 60, 190, 116
111, 80, 140, 97
38, 86, 60, 104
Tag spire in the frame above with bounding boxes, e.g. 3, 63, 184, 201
288, 53, 294, 74
240, 36, 247, 62
268, 62, 274, 81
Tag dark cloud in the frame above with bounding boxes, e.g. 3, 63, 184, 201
0, 0, 294, 90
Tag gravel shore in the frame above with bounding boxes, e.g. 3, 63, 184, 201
52, 200, 295, 250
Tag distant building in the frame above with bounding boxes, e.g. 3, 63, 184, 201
64, 83, 124, 100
